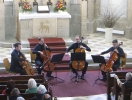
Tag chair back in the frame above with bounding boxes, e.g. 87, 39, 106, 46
30, 50, 36, 63
120, 53, 127, 68
3, 58, 10, 73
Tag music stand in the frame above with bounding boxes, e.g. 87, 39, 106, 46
70, 53, 86, 84
91, 55, 106, 86
50, 53, 65, 82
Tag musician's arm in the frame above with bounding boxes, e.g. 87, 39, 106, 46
12, 52, 25, 61
82, 43, 91, 51
117, 48, 125, 58
66, 44, 74, 53
32, 45, 40, 54
100, 47, 113, 55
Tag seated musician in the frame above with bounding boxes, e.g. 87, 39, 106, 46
32, 37, 52, 77
99, 39, 125, 81
9, 43, 27, 75
115, 72, 132, 88
65, 35, 91, 80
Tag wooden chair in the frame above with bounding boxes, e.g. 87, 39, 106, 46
30, 50, 36, 65
0, 94, 7, 100
119, 53, 127, 71
3, 58, 17, 75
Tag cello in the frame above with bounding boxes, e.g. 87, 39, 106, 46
72, 37, 85, 70
40, 44, 54, 72
100, 42, 123, 72
19, 53, 35, 75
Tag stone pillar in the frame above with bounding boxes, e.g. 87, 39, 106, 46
87, 0, 95, 34
0, 1, 5, 40
4, 0, 17, 40
125, 0, 132, 39
81, 0, 87, 37
70, 0, 81, 37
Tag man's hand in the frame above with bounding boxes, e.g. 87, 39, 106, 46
44, 44, 48, 48
114, 49, 119, 53
80, 45, 86, 49
38, 51, 43, 55
114, 75, 119, 79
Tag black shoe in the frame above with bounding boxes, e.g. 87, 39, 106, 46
81, 75, 85, 80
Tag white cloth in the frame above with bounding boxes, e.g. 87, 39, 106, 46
19, 12, 71, 20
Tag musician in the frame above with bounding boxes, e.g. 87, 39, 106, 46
65, 35, 91, 80
32, 37, 52, 77
99, 39, 125, 81
10, 43, 27, 75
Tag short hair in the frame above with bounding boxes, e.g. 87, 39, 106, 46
126, 72, 132, 80
14, 42, 21, 48
112, 39, 118, 43
11, 88, 20, 96
37, 84, 47, 94
17, 97, 25, 100
28, 78, 37, 89
38, 37, 43, 41
7, 79, 15, 89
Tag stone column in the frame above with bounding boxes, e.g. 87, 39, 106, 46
70, 0, 81, 37
125, 0, 132, 39
87, 0, 95, 34
81, 0, 87, 37
0, 1, 5, 40
4, 0, 17, 40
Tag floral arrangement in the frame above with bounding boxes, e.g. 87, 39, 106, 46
54, 0, 66, 12
19, 0, 32, 12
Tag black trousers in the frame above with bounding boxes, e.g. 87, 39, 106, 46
10, 66, 27, 75
69, 60, 88, 75
35, 60, 52, 75
101, 63, 120, 79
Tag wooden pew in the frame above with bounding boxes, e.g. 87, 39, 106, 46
114, 77, 132, 100
107, 71, 128, 100
0, 94, 7, 100
0, 73, 48, 89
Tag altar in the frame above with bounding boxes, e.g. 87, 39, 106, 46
18, 12, 71, 40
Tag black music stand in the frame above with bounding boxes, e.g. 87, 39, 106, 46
91, 55, 106, 86
50, 53, 65, 82
70, 53, 86, 84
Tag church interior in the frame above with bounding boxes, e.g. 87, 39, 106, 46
0, 0, 132, 100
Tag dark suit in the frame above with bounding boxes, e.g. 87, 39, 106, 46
32, 44, 51, 75
66, 42, 91, 75
124, 78, 132, 88
10, 49, 27, 75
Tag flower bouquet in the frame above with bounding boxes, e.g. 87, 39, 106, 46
19, 0, 32, 13
54, 0, 66, 12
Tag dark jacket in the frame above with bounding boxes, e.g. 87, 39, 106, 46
32, 44, 51, 63
124, 78, 132, 88
10, 49, 25, 71
31, 93, 51, 100
101, 47, 125, 65
66, 42, 91, 53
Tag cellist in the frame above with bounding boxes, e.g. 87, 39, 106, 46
65, 35, 91, 80
32, 37, 53, 77
99, 39, 125, 81
10, 43, 27, 75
